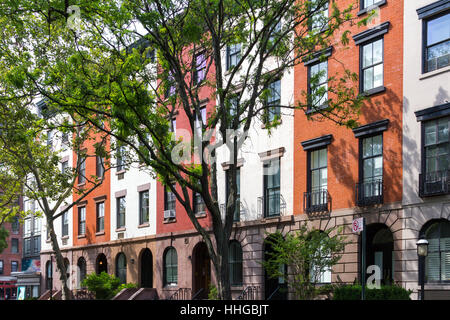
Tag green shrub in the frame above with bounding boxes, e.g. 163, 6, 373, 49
333, 284, 412, 300
112, 283, 138, 298
208, 285, 218, 300
81, 272, 122, 300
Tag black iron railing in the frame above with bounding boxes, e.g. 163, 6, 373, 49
257, 193, 287, 218
419, 170, 450, 197
303, 189, 331, 214
169, 288, 191, 300
355, 179, 383, 206
191, 288, 205, 300
237, 285, 259, 300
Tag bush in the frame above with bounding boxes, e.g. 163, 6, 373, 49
81, 272, 122, 300
208, 285, 218, 300
112, 283, 138, 298
333, 284, 412, 300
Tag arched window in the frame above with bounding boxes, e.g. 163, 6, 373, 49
116, 253, 127, 284
229, 241, 243, 286
164, 247, 178, 286
45, 260, 52, 290
77, 257, 87, 289
309, 231, 332, 284
422, 220, 450, 282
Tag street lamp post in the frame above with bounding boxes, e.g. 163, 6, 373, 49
416, 238, 429, 301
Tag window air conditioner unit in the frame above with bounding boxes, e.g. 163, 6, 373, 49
164, 209, 176, 219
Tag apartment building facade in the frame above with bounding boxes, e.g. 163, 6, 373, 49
402, 0, 450, 300
293, 0, 404, 290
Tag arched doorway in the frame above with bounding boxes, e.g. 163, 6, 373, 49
264, 234, 287, 300
96, 253, 108, 274
77, 257, 87, 289
115, 253, 127, 284
140, 248, 153, 288
192, 242, 211, 299
365, 224, 394, 284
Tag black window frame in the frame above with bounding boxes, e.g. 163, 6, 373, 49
11, 238, 19, 254
96, 201, 105, 232
78, 206, 86, 236
194, 51, 207, 85
308, 0, 329, 33
263, 158, 281, 218
61, 211, 69, 237
0, 260, 3, 274
265, 79, 281, 123
139, 190, 150, 225
163, 247, 178, 286
226, 43, 241, 70
225, 168, 241, 222
360, 37, 385, 94
193, 191, 206, 216
228, 240, 243, 286
96, 155, 105, 178
116, 196, 126, 229
78, 156, 86, 185
11, 261, 18, 273
307, 60, 328, 111
359, 0, 387, 14
421, 10, 450, 73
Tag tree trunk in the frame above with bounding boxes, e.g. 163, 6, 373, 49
47, 217, 71, 300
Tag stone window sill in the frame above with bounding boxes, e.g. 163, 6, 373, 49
163, 218, 177, 224
420, 65, 450, 81
138, 223, 150, 229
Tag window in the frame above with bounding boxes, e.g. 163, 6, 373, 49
308, 148, 328, 208
308, 61, 328, 109
78, 206, 86, 236
170, 118, 176, 134
32, 236, 41, 255
11, 216, 19, 234
360, 135, 383, 198
96, 156, 104, 178
62, 212, 69, 237
78, 157, 86, 184
421, 116, 449, 195
225, 168, 241, 222
164, 184, 176, 215
164, 247, 178, 286
139, 191, 149, 225
226, 43, 241, 70
309, 232, 332, 284
424, 12, 450, 72
361, 0, 385, 10
116, 197, 126, 229
61, 161, 69, 173
77, 257, 87, 289
24, 219, 32, 238
24, 238, 31, 256
11, 261, 18, 272
33, 216, 41, 235
229, 241, 243, 286
116, 253, 127, 284
193, 191, 206, 215
195, 107, 207, 132
194, 52, 206, 84
268, 21, 282, 49
47, 130, 53, 150
11, 238, 19, 254
422, 220, 450, 282
116, 145, 125, 172
0, 261, 3, 274
361, 39, 383, 92
265, 80, 281, 123
309, 1, 328, 33
97, 202, 105, 232
263, 158, 281, 217
165, 71, 176, 98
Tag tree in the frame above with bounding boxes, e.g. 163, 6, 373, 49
262, 225, 348, 300
0, 99, 111, 300
0, 0, 372, 299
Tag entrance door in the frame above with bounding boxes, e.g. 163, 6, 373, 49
264, 235, 288, 300
192, 242, 211, 299
96, 253, 108, 274
140, 248, 153, 288
365, 224, 394, 284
